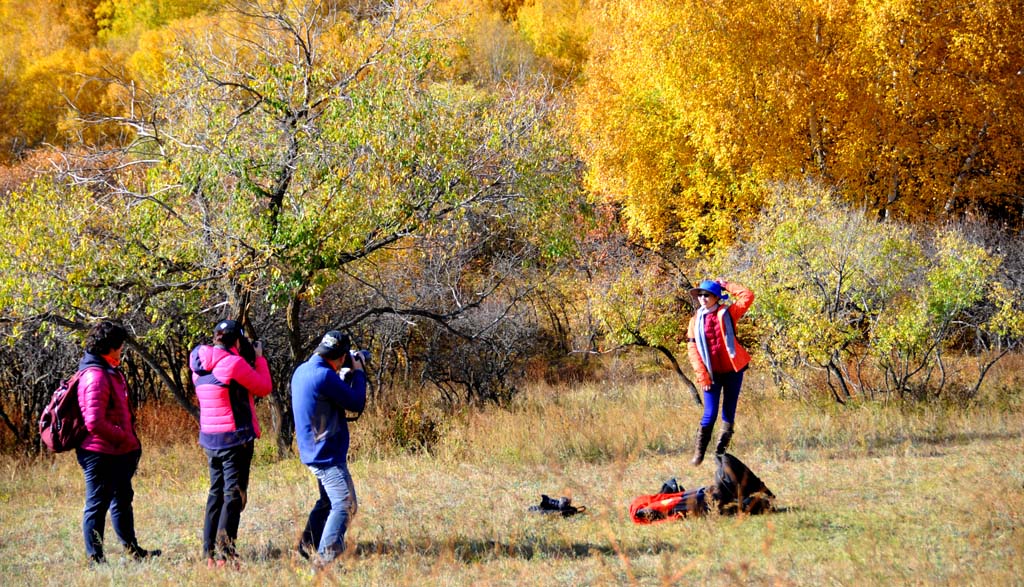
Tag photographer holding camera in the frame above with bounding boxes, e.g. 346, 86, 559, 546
189, 319, 273, 568
291, 330, 367, 566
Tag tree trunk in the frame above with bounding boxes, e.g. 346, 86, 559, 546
265, 293, 310, 460
126, 339, 199, 419
652, 344, 702, 407
825, 359, 849, 405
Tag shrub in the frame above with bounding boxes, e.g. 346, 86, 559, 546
731, 181, 1023, 402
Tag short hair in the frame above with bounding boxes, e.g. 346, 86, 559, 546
85, 321, 128, 356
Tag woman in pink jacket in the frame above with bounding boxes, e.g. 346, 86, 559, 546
189, 319, 272, 567
685, 279, 755, 466
75, 321, 160, 564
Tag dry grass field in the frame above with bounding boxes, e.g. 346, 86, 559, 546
2, 367, 1023, 586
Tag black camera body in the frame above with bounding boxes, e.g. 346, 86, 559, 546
342, 349, 370, 370
238, 335, 259, 365
340, 349, 369, 422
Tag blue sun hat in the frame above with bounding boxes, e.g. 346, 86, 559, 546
689, 280, 728, 301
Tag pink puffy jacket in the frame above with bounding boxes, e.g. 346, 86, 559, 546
189, 345, 272, 449
76, 353, 140, 455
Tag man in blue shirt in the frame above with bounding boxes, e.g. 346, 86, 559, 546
291, 330, 367, 565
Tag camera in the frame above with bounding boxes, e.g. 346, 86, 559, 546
238, 335, 261, 365
343, 349, 370, 368
339, 349, 370, 384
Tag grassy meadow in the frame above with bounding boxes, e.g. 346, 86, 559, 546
2, 363, 1023, 586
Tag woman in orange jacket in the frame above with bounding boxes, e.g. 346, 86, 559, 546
685, 279, 755, 465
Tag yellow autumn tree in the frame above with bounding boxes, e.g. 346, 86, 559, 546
95, 0, 223, 48
515, 0, 591, 78
0, 0, 102, 158
844, 0, 1024, 219
576, 0, 1024, 250
0, 0, 222, 161
575, 1, 769, 252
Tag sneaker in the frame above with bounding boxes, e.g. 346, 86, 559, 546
311, 553, 344, 573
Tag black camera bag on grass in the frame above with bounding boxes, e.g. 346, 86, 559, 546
712, 453, 776, 515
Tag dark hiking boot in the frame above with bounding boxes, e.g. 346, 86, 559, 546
529, 494, 562, 513
715, 422, 734, 456
690, 425, 714, 466
87, 552, 106, 567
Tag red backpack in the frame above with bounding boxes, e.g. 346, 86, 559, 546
629, 481, 710, 524
39, 371, 88, 452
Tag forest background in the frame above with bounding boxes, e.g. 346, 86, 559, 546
0, 0, 1023, 458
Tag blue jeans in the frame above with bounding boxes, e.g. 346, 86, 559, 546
700, 370, 745, 427
203, 441, 254, 559
76, 448, 142, 559
301, 464, 357, 561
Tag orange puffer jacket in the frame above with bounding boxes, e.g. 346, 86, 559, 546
685, 281, 755, 388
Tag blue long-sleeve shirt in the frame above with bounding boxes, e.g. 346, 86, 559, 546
291, 355, 366, 467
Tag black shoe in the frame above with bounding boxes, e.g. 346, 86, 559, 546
297, 540, 315, 560
88, 553, 106, 567
127, 544, 162, 560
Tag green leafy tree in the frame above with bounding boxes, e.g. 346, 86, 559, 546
0, 0, 579, 454
574, 208, 702, 405
731, 183, 921, 402
870, 230, 1004, 399
734, 181, 1019, 403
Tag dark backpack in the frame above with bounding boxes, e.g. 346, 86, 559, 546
712, 453, 776, 515
39, 371, 88, 452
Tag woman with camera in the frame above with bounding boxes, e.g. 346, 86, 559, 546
189, 319, 272, 568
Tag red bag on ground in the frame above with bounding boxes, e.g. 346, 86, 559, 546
629, 486, 709, 524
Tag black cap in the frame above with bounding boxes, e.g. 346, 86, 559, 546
315, 330, 350, 359
214, 319, 242, 335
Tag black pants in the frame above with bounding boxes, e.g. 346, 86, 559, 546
76, 448, 142, 559
203, 441, 254, 559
